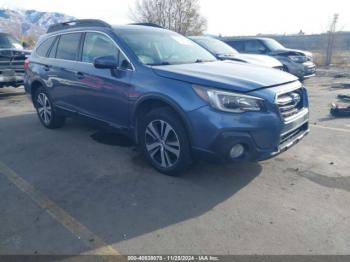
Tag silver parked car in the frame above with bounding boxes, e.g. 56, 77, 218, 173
189, 36, 284, 70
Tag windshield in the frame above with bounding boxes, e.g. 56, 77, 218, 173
193, 37, 238, 56
262, 38, 285, 51
117, 29, 216, 65
0, 34, 22, 49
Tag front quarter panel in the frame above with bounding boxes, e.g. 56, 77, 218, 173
130, 67, 207, 113
129, 67, 208, 144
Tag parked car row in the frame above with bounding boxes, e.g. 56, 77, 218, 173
223, 37, 316, 80
24, 20, 310, 175
189, 36, 285, 71
0, 33, 31, 88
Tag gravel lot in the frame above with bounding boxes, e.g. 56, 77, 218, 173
0, 68, 350, 255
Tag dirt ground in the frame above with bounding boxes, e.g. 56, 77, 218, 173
0, 67, 350, 255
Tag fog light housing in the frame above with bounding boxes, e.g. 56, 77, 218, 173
230, 144, 245, 159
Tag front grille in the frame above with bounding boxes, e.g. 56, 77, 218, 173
276, 88, 303, 119
0, 50, 27, 66
305, 66, 316, 75
10, 61, 25, 66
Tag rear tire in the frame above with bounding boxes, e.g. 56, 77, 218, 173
34, 87, 65, 129
139, 107, 192, 176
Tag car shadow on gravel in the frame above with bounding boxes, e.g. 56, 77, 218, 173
90, 130, 134, 147
0, 113, 263, 254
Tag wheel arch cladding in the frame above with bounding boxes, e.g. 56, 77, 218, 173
30, 80, 44, 103
132, 95, 193, 146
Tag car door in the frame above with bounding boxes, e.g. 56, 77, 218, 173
47, 32, 83, 112
72, 32, 133, 128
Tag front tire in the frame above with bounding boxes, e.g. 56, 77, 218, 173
34, 87, 65, 129
139, 107, 192, 176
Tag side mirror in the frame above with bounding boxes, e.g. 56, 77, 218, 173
22, 41, 29, 49
93, 55, 118, 69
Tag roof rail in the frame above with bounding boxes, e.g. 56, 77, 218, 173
129, 23, 163, 28
47, 19, 111, 33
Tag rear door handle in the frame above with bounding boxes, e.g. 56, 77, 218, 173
43, 65, 50, 71
75, 71, 85, 79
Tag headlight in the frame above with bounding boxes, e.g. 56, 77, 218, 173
288, 55, 307, 63
193, 85, 265, 113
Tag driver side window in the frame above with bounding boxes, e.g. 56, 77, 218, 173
82, 32, 132, 70
82, 33, 118, 63
244, 40, 266, 54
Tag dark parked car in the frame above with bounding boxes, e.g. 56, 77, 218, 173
0, 33, 31, 88
223, 37, 316, 80
189, 36, 284, 70
25, 20, 309, 175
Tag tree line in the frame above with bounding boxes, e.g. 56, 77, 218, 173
129, 0, 207, 35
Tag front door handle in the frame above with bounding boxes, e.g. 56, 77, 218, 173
43, 65, 50, 71
75, 72, 85, 79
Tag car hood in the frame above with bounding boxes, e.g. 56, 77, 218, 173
270, 48, 313, 58
152, 61, 298, 93
220, 54, 282, 68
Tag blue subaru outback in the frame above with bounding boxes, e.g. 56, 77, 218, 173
24, 20, 309, 175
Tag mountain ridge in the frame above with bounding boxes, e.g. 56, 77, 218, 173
0, 8, 75, 40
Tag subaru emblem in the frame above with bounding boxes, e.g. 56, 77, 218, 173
290, 92, 301, 104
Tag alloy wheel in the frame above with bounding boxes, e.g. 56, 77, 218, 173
37, 93, 52, 125
145, 120, 181, 168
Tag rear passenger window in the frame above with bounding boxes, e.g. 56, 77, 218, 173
56, 33, 82, 61
36, 37, 56, 57
82, 33, 118, 63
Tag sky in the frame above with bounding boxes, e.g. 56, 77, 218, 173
0, 0, 349, 36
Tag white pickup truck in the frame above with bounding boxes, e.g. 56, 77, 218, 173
0, 33, 31, 88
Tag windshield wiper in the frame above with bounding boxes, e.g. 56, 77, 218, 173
149, 60, 216, 66
147, 62, 171, 66
221, 53, 236, 57
195, 59, 216, 63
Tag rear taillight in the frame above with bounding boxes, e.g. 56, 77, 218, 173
24, 59, 29, 71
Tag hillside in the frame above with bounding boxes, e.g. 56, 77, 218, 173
0, 8, 74, 40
